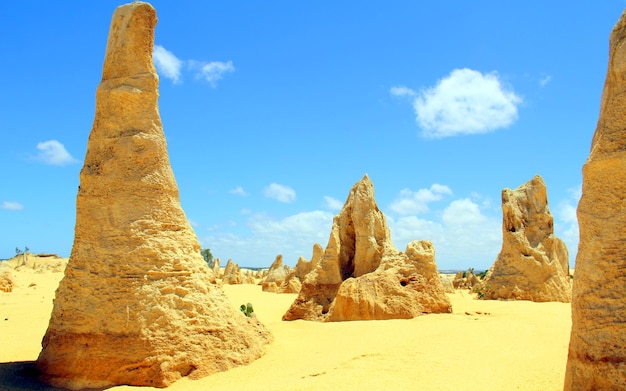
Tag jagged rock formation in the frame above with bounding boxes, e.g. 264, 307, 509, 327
281, 244, 323, 293
283, 175, 451, 322
452, 270, 480, 290
34, 3, 271, 390
564, 10, 626, 390
480, 175, 571, 302
212, 258, 222, 278
261, 255, 291, 292
222, 259, 242, 284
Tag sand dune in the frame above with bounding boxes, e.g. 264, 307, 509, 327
0, 269, 571, 391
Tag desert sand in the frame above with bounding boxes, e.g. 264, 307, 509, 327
0, 268, 571, 391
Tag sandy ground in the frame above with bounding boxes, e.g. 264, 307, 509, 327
0, 269, 571, 391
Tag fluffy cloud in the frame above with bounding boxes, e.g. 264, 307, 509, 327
263, 183, 296, 203
324, 196, 343, 211
201, 210, 333, 265
34, 140, 77, 166
394, 68, 522, 138
1, 201, 24, 211
387, 197, 500, 270
152, 45, 234, 86
229, 186, 248, 196
190, 60, 235, 86
153, 45, 182, 83
390, 86, 416, 97
554, 185, 581, 264
389, 184, 452, 215
539, 74, 552, 87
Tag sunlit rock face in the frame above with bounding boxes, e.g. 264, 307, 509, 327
564, 9, 626, 390
35, 3, 271, 389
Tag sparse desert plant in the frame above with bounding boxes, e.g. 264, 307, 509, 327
473, 283, 491, 299
240, 303, 254, 317
201, 248, 214, 268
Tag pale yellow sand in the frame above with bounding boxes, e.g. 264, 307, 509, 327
0, 270, 571, 391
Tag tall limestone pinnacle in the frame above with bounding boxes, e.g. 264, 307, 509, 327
564, 9, 626, 390
35, 2, 271, 389
481, 175, 571, 303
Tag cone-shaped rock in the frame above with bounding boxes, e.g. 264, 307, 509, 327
261, 255, 291, 292
481, 175, 571, 302
35, 3, 271, 389
564, 10, 626, 390
283, 174, 451, 321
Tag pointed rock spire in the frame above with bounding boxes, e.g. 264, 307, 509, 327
35, 3, 271, 389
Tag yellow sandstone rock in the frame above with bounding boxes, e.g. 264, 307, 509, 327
35, 3, 271, 389
564, 9, 626, 390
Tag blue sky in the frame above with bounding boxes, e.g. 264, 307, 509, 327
1, 1, 623, 270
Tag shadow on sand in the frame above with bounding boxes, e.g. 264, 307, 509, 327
0, 361, 65, 391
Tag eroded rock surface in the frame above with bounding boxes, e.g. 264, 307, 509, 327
481, 175, 571, 302
35, 3, 271, 389
283, 175, 451, 322
564, 10, 626, 390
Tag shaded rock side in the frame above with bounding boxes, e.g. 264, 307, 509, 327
35, 3, 271, 390
564, 10, 626, 390
481, 175, 571, 303
283, 175, 451, 321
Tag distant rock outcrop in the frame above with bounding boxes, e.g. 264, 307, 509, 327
212, 258, 222, 278
35, 3, 271, 390
261, 255, 291, 292
480, 175, 571, 302
222, 259, 242, 284
452, 270, 480, 290
4, 253, 68, 273
565, 10, 626, 390
283, 175, 451, 322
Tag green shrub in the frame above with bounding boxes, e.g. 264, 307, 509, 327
240, 303, 254, 317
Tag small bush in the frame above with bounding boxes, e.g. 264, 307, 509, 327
240, 302, 254, 317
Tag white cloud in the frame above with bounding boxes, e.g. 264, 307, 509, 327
554, 184, 582, 267
230, 186, 248, 196
1, 201, 24, 211
190, 60, 235, 86
34, 140, 78, 166
201, 210, 333, 265
153, 45, 183, 83
389, 184, 452, 215
539, 74, 552, 87
387, 197, 500, 270
406, 68, 522, 138
390, 85, 416, 97
263, 183, 296, 203
324, 196, 343, 211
